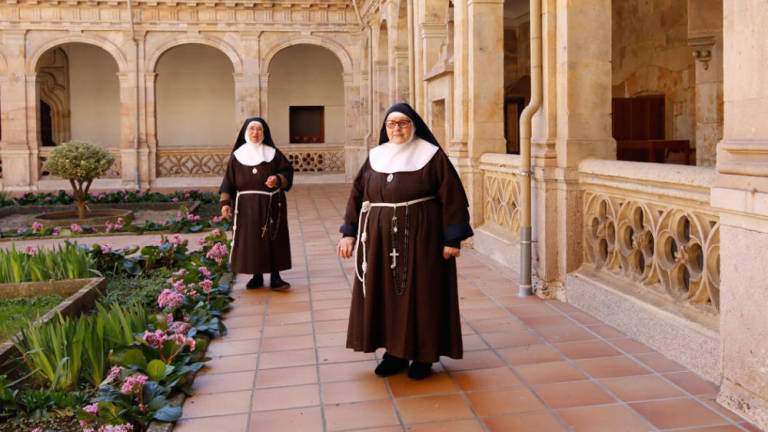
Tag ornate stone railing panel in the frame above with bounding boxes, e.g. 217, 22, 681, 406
580, 160, 720, 314
479, 153, 521, 235
157, 148, 229, 177
285, 145, 345, 173
39, 147, 121, 179
156, 145, 345, 177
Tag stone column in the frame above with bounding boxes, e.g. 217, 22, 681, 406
465, 0, 505, 225
713, 1, 768, 429
117, 71, 141, 189
534, 0, 615, 296
393, 48, 410, 103
0, 30, 36, 190
343, 72, 366, 180
688, 0, 723, 168
144, 72, 159, 182
237, 32, 262, 119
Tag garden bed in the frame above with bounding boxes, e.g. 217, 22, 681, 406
0, 277, 106, 371
0, 233, 233, 431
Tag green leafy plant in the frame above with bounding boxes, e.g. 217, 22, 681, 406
0, 242, 96, 284
45, 141, 115, 219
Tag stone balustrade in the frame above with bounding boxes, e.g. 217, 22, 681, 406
578, 159, 720, 317
479, 153, 522, 237
156, 144, 345, 178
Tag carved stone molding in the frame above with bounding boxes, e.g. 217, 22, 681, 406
688, 35, 715, 71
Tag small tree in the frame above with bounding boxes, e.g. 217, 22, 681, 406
46, 141, 115, 219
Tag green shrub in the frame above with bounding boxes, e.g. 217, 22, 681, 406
45, 141, 115, 219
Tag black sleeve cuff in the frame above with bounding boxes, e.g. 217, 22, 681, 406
444, 223, 474, 244
445, 240, 461, 248
340, 223, 357, 237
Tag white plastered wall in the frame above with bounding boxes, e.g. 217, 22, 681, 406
63, 44, 121, 148
155, 44, 236, 148
267, 44, 345, 146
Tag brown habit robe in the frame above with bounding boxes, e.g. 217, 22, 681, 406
341, 148, 473, 363
220, 150, 293, 275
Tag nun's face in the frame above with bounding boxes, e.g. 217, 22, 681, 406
247, 122, 264, 143
385, 113, 413, 145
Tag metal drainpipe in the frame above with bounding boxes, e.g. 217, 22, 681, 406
127, 0, 141, 191
518, 0, 542, 297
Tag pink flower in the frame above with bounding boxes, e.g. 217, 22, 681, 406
198, 266, 212, 278
186, 288, 199, 299
115, 217, 125, 229
186, 213, 201, 222
170, 235, 183, 246
198, 238, 207, 246
24, 246, 38, 255
106, 366, 123, 382
104, 221, 115, 232
211, 215, 223, 224
31, 221, 44, 233
169, 321, 191, 335
52, 227, 61, 236
171, 333, 196, 351
212, 228, 222, 237
172, 280, 186, 292
83, 403, 99, 415
173, 268, 187, 277
200, 278, 213, 294
142, 329, 167, 349
100, 244, 112, 254
70, 223, 83, 233
205, 242, 228, 264
16, 227, 27, 235
157, 289, 185, 310
166, 313, 174, 324
119, 373, 148, 395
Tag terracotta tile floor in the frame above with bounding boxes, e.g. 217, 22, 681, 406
15, 184, 753, 432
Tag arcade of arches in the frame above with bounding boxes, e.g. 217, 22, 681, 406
1, 0, 767, 428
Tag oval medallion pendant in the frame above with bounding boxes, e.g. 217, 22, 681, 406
252, 167, 258, 174
386, 173, 394, 183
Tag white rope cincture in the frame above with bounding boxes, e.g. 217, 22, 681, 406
229, 190, 279, 266
353, 196, 436, 298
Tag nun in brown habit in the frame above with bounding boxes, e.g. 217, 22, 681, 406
220, 117, 293, 290
337, 103, 473, 380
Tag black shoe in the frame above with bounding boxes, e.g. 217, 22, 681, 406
407, 361, 433, 380
269, 273, 291, 291
246, 275, 264, 289
374, 353, 408, 377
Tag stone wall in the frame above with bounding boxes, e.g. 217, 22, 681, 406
612, 0, 695, 147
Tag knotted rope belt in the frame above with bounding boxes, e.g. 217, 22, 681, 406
229, 189, 281, 266
353, 196, 436, 298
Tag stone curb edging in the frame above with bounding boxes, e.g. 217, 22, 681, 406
0, 277, 107, 374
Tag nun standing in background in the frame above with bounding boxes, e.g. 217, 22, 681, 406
337, 103, 473, 380
220, 117, 294, 290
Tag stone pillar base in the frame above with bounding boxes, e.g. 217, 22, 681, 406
718, 380, 768, 431
0, 147, 34, 191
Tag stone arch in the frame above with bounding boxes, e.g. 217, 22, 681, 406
147, 36, 243, 74
27, 35, 128, 74
262, 35, 353, 75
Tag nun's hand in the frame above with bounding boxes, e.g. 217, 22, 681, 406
265, 176, 279, 188
443, 246, 460, 259
337, 237, 355, 259
221, 205, 232, 220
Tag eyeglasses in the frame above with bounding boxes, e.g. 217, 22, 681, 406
385, 120, 412, 130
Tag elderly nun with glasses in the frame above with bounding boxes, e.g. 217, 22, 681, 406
220, 117, 294, 291
336, 103, 473, 380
